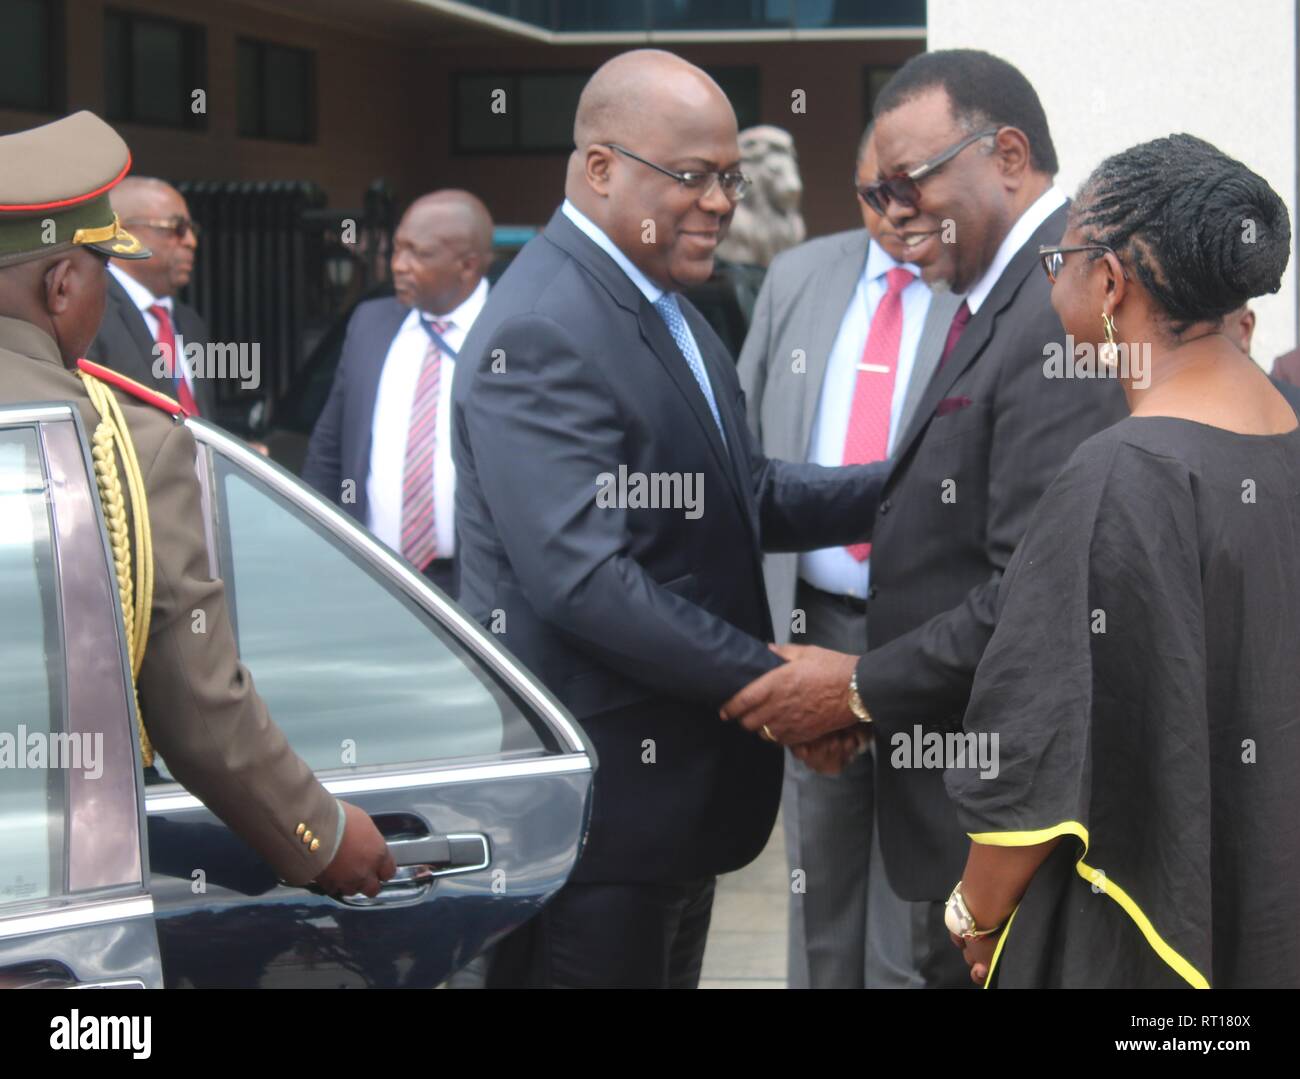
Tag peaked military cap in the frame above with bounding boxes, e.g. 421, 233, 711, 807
0, 111, 150, 269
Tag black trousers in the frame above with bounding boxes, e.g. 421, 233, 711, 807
485, 877, 716, 988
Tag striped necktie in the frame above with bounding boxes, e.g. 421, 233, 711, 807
400, 317, 449, 571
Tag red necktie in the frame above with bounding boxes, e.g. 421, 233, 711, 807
148, 303, 199, 416
400, 318, 449, 571
939, 300, 972, 369
842, 266, 914, 561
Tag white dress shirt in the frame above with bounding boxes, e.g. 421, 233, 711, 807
560, 198, 719, 406
798, 239, 933, 599
108, 262, 197, 394
365, 277, 488, 559
964, 186, 1067, 315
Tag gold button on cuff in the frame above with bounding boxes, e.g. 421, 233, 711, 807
296, 823, 306, 837
302, 829, 313, 844
309, 839, 320, 853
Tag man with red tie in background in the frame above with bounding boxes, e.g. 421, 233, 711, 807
738, 126, 962, 989
87, 176, 213, 417
303, 189, 494, 595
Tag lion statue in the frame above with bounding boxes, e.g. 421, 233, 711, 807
716, 125, 806, 268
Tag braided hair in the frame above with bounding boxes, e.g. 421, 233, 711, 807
1074, 134, 1290, 333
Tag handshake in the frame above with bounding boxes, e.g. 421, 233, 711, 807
719, 644, 870, 775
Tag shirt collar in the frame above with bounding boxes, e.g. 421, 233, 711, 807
561, 198, 664, 304
109, 261, 166, 313
963, 186, 1067, 315
864, 236, 922, 288
402, 275, 489, 337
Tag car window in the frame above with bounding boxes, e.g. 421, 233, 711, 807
192, 454, 547, 776
0, 428, 66, 905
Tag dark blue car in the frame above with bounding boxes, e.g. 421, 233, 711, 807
0, 403, 595, 988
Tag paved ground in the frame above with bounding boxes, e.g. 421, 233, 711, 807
700, 810, 788, 988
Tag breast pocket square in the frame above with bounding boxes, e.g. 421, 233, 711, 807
935, 395, 973, 417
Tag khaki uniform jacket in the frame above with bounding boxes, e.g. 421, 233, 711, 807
0, 315, 339, 885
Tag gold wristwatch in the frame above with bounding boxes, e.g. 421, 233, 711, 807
944, 882, 1003, 940
848, 670, 872, 723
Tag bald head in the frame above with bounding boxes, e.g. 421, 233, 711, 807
391, 189, 494, 315
568, 50, 742, 291
573, 50, 731, 153
109, 176, 196, 298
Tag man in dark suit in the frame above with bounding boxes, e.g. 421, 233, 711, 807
722, 50, 1127, 986
738, 128, 962, 988
452, 49, 885, 988
86, 177, 216, 417
302, 190, 493, 595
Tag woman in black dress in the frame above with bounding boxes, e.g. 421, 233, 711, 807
943, 134, 1300, 988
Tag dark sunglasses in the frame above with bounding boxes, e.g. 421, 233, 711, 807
123, 216, 201, 241
604, 143, 750, 202
1038, 243, 1128, 283
857, 126, 1000, 215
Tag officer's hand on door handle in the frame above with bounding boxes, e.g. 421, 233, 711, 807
315, 801, 397, 898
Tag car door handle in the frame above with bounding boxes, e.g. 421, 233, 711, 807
331, 833, 490, 908
385, 833, 490, 877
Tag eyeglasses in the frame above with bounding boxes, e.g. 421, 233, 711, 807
857, 127, 1001, 215
604, 143, 750, 202
1038, 243, 1128, 283
123, 216, 201, 241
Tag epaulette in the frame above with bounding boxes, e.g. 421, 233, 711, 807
76, 358, 190, 418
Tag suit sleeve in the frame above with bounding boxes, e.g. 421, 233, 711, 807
464, 313, 782, 705
854, 307, 1124, 734
137, 422, 340, 884
300, 319, 352, 501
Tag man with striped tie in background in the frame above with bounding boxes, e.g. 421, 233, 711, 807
304, 189, 494, 595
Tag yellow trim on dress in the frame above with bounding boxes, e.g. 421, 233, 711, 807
969, 821, 1210, 989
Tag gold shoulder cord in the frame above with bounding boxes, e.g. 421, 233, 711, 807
77, 372, 155, 766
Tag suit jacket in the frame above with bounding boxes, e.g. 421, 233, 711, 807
853, 203, 1128, 900
87, 273, 217, 416
301, 297, 410, 524
0, 315, 339, 885
451, 208, 887, 884
737, 228, 963, 641
1272, 347, 1300, 388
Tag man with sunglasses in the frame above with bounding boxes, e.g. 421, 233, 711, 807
88, 176, 213, 417
721, 50, 1126, 987
453, 49, 887, 988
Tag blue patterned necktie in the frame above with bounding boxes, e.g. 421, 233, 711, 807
653, 293, 726, 445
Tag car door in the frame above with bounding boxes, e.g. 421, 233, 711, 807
0, 405, 162, 989
144, 421, 595, 988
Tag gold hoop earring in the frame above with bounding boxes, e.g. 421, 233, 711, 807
1100, 311, 1119, 368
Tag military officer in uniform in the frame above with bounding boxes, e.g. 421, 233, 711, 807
0, 112, 395, 897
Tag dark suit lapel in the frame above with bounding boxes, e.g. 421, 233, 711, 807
354, 299, 413, 493
890, 203, 1070, 467
544, 210, 745, 508
106, 275, 171, 394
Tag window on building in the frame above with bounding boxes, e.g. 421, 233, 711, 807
864, 64, 902, 122
453, 66, 760, 154
103, 9, 207, 130
0, 0, 62, 112
237, 38, 316, 143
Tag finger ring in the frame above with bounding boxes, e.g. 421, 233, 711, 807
761, 725, 776, 742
